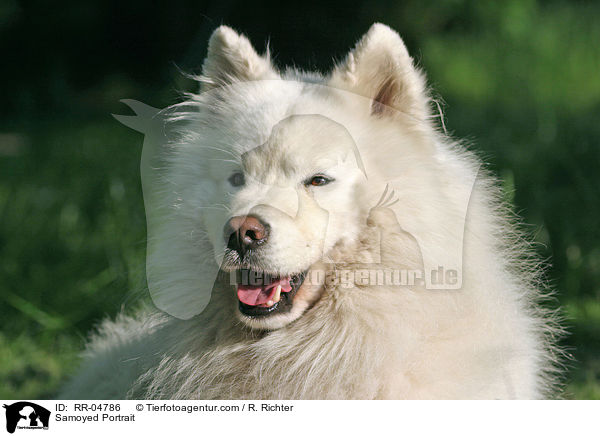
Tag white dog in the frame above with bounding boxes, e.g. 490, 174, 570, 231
60, 24, 562, 399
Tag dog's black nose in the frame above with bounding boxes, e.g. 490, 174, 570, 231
224, 215, 270, 254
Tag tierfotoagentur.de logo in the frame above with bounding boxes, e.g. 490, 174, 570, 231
2, 402, 50, 434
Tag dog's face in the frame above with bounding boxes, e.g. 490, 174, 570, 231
149, 24, 433, 328
199, 112, 368, 328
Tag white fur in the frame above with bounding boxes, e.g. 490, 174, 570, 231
60, 24, 563, 399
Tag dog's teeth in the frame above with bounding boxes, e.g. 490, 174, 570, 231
273, 285, 282, 303
266, 300, 274, 307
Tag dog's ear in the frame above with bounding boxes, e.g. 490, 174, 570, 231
330, 23, 429, 122
201, 26, 277, 90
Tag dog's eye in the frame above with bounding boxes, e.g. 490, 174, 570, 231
305, 175, 332, 187
228, 172, 245, 187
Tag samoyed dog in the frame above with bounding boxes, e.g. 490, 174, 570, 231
60, 24, 562, 399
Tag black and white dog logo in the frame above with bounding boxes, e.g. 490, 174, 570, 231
3, 402, 50, 434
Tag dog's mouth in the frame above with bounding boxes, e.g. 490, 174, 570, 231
235, 268, 308, 317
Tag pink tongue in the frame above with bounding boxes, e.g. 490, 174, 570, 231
237, 277, 292, 306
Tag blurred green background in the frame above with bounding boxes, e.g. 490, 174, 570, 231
0, 0, 598, 399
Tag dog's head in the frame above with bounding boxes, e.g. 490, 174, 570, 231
205, 113, 370, 328
147, 24, 437, 329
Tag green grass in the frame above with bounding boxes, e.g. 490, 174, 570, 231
0, 119, 149, 398
0, 332, 79, 399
